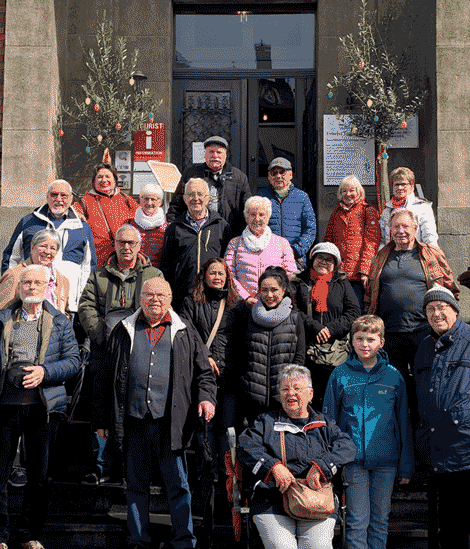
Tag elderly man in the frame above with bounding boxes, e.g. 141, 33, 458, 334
256, 157, 316, 268
0, 265, 80, 549
160, 178, 231, 311
93, 277, 216, 549
414, 285, 470, 547
78, 224, 163, 482
365, 209, 459, 382
2, 180, 97, 312
167, 136, 251, 235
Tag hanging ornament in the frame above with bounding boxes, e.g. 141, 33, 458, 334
358, 60, 365, 69
352, 127, 358, 134
401, 120, 408, 129
94, 104, 100, 112
328, 91, 333, 98
149, 113, 154, 120
374, 115, 379, 122
116, 123, 122, 131
97, 135, 103, 142
86, 147, 91, 154
85, 97, 91, 105
367, 99, 373, 108
129, 78, 135, 86
383, 152, 388, 160
335, 113, 341, 120
58, 129, 64, 137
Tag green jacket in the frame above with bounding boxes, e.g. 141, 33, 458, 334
78, 252, 163, 346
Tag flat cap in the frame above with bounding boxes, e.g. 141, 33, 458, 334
204, 136, 228, 149
268, 157, 292, 171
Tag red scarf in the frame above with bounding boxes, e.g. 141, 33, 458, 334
391, 195, 407, 209
309, 269, 333, 313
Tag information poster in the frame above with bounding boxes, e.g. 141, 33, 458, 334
323, 115, 375, 186
387, 115, 419, 148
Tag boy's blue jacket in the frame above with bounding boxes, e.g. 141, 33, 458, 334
323, 349, 414, 478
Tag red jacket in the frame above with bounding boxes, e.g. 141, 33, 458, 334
73, 189, 139, 266
324, 199, 380, 281
128, 217, 168, 269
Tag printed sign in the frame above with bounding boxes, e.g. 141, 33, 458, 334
134, 123, 165, 163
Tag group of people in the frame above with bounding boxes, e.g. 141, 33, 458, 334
0, 135, 466, 549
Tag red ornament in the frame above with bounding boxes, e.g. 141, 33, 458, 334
116, 123, 122, 131
401, 120, 408, 129
94, 104, 100, 112
358, 60, 365, 69
58, 129, 64, 137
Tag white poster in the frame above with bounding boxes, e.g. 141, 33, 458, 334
115, 150, 131, 172
132, 172, 158, 195
323, 115, 375, 186
387, 115, 419, 149
192, 142, 205, 164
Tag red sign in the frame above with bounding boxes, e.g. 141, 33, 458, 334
133, 122, 165, 162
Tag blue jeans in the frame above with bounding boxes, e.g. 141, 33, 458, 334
343, 463, 397, 549
124, 415, 196, 548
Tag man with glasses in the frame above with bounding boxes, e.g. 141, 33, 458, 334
161, 178, 232, 312
167, 135, 251, 236
0, 265, 80, 549
2, 180, 97, 313
78, 224, 163, 483
93, 277, 216, 549
257, 157, 316, 269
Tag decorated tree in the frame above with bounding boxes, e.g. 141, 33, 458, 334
327, 0, 427, 208
60, 12, 162, 171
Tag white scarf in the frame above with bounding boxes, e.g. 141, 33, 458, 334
134, 207, 166, 230
242, 226, 272, 252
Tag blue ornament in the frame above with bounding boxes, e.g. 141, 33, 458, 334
383, 152, 388, 160
374, 115, 379, 122
149, 113, 154, 119
86, 147, 91, 154
328, 91, 333, 98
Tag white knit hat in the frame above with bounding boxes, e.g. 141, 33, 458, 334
308, 242, 342, 266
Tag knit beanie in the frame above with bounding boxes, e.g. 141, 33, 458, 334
423, 284, 459, 313
309, 242, 342, 266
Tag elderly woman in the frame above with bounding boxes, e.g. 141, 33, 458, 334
291, 243, 360, 409
379, 167, 438, 249
324, 175, 380, 311
73, 162, 139, 266
128, 183, 168, 268
224, 196, 297, 306
0, 228, 69, 313
366, 208, 458, 385
238, 364, 356, 549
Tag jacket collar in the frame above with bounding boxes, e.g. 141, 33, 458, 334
434, 316, 465, 351
34, 203, 84, 230
344, 348, 389, 375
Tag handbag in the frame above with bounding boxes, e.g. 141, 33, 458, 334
307, 334, 350, 369
279, 430, 335, 521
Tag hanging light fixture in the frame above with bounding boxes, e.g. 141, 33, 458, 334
237, 11, 249, 22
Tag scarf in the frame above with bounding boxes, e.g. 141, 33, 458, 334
309, 269, 333, 313
251, 297, 292, 328
391, 195, 407, 209
44, 266, 57, 308
134, 206, 166, 229
242, 226, 272, 252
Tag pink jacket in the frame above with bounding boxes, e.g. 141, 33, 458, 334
224, 234, 297, 300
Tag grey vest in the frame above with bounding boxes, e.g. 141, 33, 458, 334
127, 322, 172, 419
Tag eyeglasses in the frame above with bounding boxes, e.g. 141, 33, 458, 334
116, 240, 140, 248
269, 168, 287, 176
142, 293, 171, 301
185, 192, 208, 199
315, 254, 335, 264
280, 385, 312, 394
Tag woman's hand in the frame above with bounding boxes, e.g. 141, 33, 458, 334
306, 464, 322, 490
209, 357, 220, 376
272, 463, 295, 493
316, 327, 331, 344
360, 274, 369, 288
246, 297, 257, 309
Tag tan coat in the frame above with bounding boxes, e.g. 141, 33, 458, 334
0, 258, 70, 313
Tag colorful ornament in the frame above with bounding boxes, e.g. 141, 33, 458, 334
328, 91, 333, 98
401, 120, 408, 129
116, 123, 122, 131
85, 98, 91, 105
86, 147, 91, 154
97, 135, 103, 142
358, 60, 365, 69
94, 104, 100, 112
149, 113, 154, 120
58, 129, 64, 137
335, 113, 341, 120
129, 78, 135, 86
352, 127, 358, 134
374, 115, 379, 122
367, 99, 373, 108
383, 152, 388, 160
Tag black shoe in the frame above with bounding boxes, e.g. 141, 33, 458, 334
9, 467, 27, 487
82, 466, 110, 485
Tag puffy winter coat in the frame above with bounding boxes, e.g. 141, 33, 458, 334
414, 318, 470, 474
73, 188, 139, 266
256, 184, 316, 265
324, 199, 380, 281
323, 350, 413, 478
167, 161, 252, 237
0, 301, 80, 415
379, 193, 438, 249
224, 233, 297, 301
291, 270, 360, 345
93, 308, 217, 453
1, 204, 97, 311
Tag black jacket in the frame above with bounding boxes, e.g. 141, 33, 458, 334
166, 162, 252, 236
291, 270, 360, 346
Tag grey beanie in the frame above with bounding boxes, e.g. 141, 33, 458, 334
423, 283, 459, 313
309, 242, 342, 266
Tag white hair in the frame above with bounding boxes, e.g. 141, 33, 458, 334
139, 184, 163, 199
47, 179, 72, 195
337, 175, 365, 201
19, 264, 49, 283
116, 223, 142, 243
184, 178, 210, 194
389, 208, 419, 228
244, 196, 272, 221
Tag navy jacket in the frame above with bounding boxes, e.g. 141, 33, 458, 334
414, 317, 470, 474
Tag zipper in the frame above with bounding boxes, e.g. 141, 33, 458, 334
197, 231, 202, 273
266, 331, 272, 407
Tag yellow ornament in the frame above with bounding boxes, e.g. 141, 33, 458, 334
367, 99, 373, 108
129, 78, 135, 86
97, 135, 103, 142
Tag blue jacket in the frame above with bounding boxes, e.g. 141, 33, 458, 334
414, 317, 470, 474
0, 301, 81, 415
323, 350, 413, 478
2, 204, 97, 311
256, 184, 316, 264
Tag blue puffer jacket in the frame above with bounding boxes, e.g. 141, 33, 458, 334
414, 317, 470, 474
323, 349, 413, 478
0, 301, 81, 415
256, 184, 316, 264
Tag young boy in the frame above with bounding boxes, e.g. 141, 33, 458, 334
323, 315, 413, 549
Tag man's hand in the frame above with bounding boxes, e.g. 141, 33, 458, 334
198, 401, 215, 422
246, 297, 257, 310
316, 327, 331, 344
97, 429, 109, 440
209, 357, 220, 376
272, 463, 295, 493
22, 365, 45, 389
